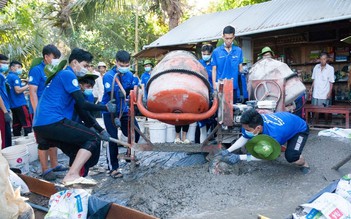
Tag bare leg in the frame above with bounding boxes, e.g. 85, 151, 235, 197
175, 133, 180, 139
49, 147, 58, 168
62, 148, 91, 183
294, 155, 309, 167
38, 149, 49, 172
181, 131, 187, 141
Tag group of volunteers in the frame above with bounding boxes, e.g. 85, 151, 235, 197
0, 24, 316, 186
0, 45, 152, 185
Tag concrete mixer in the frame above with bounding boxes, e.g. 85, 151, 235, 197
247, 58, 306, 113
127, 50, 224, 154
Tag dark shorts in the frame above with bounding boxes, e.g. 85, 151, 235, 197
285, 127, 309, 163
34, 118, 101, 168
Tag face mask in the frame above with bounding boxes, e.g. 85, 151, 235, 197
202, 55, 211, 62
76, 64, 89, 77
84, 88, 93, 96
0, 64, 9, 72
16, 68, 23, 75
118, 66, 129, 74
144, 67, 151, 72
51, 59, 60, 66
245, 129, 258, 138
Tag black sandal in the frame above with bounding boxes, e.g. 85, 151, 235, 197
109, 170, 123, 178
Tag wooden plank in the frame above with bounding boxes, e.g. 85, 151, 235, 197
106, 203, 158, 219
17, 174, 57, 198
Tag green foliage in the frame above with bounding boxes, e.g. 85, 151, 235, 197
0, 0, 50, 68
211, 0, 270, 11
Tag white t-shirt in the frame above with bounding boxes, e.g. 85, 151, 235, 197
312, 63, 334, 99
93, 73, 104, 102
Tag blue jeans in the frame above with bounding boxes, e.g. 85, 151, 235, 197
103, 112, 140, 170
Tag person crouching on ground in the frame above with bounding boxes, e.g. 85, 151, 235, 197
217, 109, 310, 174
33, 48, 116, 186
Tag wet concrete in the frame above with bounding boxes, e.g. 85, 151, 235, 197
26, 130, 351, 219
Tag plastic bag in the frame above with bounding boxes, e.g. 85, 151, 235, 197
45, 189, 90, 219
336, 174, 351, 203
297, 192, 351, 219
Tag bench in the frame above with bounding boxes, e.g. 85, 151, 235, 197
304, 104, 351, 129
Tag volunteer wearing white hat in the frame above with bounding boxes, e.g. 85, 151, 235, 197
92, 61, 107, 107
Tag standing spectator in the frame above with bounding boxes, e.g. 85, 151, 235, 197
237, 58, 249, 103
309, 52, 335, 106
211, 25, 243, 103
199, 44, 214, 91
93, 61, 107, 104
195, 44, 215, 143
0, 54, 12, 148
174, 125, 190, 144
28, 44, 64, 181
6, 61, 32, 136
140, 60, 153, 102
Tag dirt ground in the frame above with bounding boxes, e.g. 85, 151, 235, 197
27, 129, 351, 219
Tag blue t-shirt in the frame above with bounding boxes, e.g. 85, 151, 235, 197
6, 72, 27, 108
140, 71, 151, 85
211, 44, 243, 89
28, 61, 47, 99
236, 74, 248, 99
33, 66, 80, 126
199, 59, 213, 91
0, 73, 10, 111
72, 92, 95, 123
101, 66, 134, 115
242, 112, 307, 145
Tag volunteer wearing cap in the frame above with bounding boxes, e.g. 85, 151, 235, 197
29, 44, 64, 181
211, 25, 243, 103
140, 59, 153, 101
6, 61, 32, 137
101, 50, 140, 179
257, 46, 274, 60
93, 61, 106, 105
0, 54, 12, 148
33, 48, 116, 186
217, 109, 310, 174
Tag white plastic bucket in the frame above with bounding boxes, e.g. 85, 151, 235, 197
2, 145, 29, 174
14, 136, 35, 145
136, 116, 146, 134
149, 122, 166, 143
200, 126, 207, 143
166, 124, 176, 143
186, 123, 197, 143
26, 142, 38, 162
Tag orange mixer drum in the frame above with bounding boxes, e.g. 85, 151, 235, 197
146, 50, 211, 125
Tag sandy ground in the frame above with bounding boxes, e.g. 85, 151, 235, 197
27, 129, 351, 219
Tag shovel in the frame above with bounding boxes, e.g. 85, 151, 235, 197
107, 137, 132, 148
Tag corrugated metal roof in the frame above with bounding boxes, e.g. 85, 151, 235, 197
145, 0, 351, 49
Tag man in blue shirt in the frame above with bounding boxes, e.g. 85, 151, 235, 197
211, 25, 243, 103
29, 44, 63, 181
33, 48, 116, 186
6, 61, 32, 136
0, 54, 12, 148
236, 59, 249, 103
199, 44, 214, 91
218, 109, 310, 174
140, 59, 153, 102
102, 50, 140, 179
